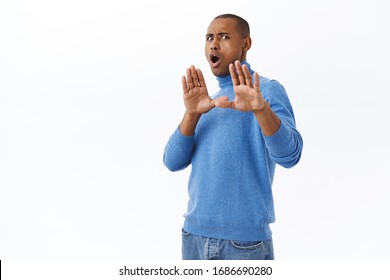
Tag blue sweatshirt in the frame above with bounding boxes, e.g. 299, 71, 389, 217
163, 60, 303, 241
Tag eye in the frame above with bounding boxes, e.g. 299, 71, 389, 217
206, 36, 213, 41
221, 35, 230, 40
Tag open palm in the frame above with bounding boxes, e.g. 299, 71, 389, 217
215, 60, 265, 112
182, 66, 214, 114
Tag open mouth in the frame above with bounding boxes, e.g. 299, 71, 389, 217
209, 53, 221, 67
211, 55, 220, 63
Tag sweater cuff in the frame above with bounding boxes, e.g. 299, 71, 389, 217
263, 122, 293, 156
173, 126, 195, 151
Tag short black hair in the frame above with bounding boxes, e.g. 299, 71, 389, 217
214, 14, 250, 38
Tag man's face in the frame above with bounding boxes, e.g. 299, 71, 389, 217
205, 18, 247, 77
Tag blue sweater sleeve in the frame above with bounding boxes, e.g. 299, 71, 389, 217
262, 80, 303, 168
163, 127, 195, 171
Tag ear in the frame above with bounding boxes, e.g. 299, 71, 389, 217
243, 37, 252, 52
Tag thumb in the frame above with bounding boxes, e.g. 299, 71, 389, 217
214, 96, 234, 109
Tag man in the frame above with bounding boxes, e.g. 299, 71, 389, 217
163, 14, 303, 260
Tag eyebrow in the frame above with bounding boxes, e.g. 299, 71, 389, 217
206, 32, 231, 37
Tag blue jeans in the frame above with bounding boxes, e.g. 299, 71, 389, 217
182, 229, 274, 260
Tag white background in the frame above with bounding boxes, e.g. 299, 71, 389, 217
1, 0, 389, 260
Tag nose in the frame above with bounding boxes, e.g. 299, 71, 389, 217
210, 38, 220, 50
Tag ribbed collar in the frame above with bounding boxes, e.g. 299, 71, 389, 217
216, 60, 254, 88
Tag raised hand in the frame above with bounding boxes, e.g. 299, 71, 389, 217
182, 65, 215, 114
215, 60, 265, 112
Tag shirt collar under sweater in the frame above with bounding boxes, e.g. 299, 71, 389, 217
216, 60, 254, 88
